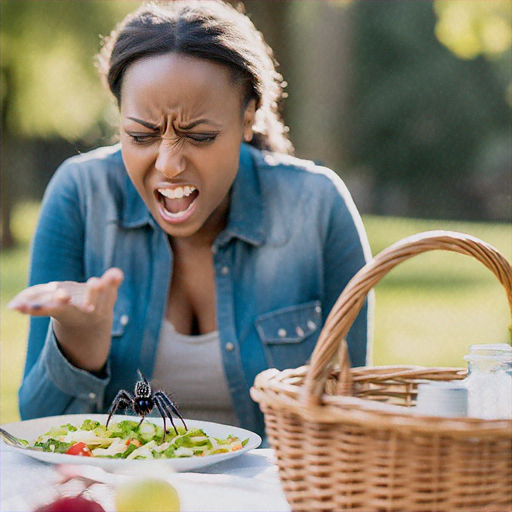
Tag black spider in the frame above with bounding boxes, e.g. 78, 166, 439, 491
106, 370, 187, 441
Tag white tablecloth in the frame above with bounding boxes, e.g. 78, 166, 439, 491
0, 444, 290, 512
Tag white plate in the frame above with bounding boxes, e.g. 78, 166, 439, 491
1, 414, 261, 473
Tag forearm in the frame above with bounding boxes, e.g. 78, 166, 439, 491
19, 325, 110, 420
53, 316, 113, 373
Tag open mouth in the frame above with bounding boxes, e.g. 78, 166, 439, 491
156, 185, 199, 220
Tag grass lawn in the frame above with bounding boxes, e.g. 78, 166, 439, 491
1, 203, 511, 424
364, 216, 511, 368
1, 203, 40, 425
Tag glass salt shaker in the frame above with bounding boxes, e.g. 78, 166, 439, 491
462, 343, 512, 419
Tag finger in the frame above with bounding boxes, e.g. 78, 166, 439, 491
53, 287, 72, 306
101, 267, 124, 288
7, 296, 29, 311
82, 276, 103, 313
27, 287, 72, 313
7, 282, 59, 310
93, 268, 124, 311
8, 285, 65, 313
12, 297, 71, 318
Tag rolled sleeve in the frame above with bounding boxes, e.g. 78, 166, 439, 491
43, 322, 110, 405
19, 322, 111, 419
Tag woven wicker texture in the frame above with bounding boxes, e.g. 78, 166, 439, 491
251, 231, 512, 511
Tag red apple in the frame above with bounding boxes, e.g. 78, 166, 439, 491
35, 495, 105, 512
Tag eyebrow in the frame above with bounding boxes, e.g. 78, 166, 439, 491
127, 116, 221, 131
179, 119, 221, 130
127, 117, 159, 130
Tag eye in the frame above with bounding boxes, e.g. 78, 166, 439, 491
186, 133, 218, 144
127, 133, 160, 145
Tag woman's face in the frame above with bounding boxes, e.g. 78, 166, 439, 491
120, 53, 255, 241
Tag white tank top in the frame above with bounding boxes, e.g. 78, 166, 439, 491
151, 318, 239, 426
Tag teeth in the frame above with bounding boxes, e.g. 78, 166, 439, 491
158, 185, 196, 199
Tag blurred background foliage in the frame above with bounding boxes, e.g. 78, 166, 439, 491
0, 1, 511, 423
1, 0, 510, 248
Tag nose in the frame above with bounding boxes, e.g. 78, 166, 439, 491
155, 140, 186, 179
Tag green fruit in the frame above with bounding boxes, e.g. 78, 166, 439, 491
115, 478, 180, 512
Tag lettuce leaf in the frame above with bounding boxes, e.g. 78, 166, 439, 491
34, 438, 73, 453
80, 419, 101, 431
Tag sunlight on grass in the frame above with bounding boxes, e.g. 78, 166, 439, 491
1, 205, 511, 424
364, 216, 511, 368
1, 202, 38, 424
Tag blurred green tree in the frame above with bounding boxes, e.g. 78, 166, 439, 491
345, 0, 510, 219
0, 1, 141, 248
435, 0, 511, 60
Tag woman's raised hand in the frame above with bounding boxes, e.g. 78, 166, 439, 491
8, 268, 124, 372
8, 268, 124, 324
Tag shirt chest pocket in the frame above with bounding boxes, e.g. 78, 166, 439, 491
255, 300, 322, 370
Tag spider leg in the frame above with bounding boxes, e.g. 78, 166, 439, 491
106, 390, 133, 428
137, 416, 146, 429
155, 391, 188, 432
154, 397, 170, 441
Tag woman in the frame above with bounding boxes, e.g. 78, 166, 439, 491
9, 1, 372, 437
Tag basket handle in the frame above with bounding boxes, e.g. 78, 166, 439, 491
302, 230, 512, 405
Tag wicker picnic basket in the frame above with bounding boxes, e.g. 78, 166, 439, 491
251, 231, 512, 512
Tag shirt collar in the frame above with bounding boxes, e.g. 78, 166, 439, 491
216, 143, 265, 248
120, 143, 265, 245
121, 172, 153, 228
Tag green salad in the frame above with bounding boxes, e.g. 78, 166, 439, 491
23, 419, 248, 459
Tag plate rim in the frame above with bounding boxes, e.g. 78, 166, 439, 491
1, 413, 262, 472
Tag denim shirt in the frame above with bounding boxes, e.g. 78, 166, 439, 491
19, 143, 372, 437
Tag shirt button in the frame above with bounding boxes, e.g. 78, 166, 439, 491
307, 320, 317, 331
225, 342, 235, 352
221, 266, 230, 275
296, 326, 305, 337
120, 314, 129, 326
278, 328, 287, 338
315, 306, 321, 314
88, 392, 97, 400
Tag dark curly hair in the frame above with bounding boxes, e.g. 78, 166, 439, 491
97, 0, 293, 155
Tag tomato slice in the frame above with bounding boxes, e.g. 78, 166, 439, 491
65, 442, 93, 457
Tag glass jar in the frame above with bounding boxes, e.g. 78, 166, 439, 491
462, 343, 512, 419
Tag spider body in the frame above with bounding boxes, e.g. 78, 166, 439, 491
133, 379, 153, 415
106, 370, 187, 441
134, 397, 153, 416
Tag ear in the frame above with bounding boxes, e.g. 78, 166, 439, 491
242, 98, 257, 142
